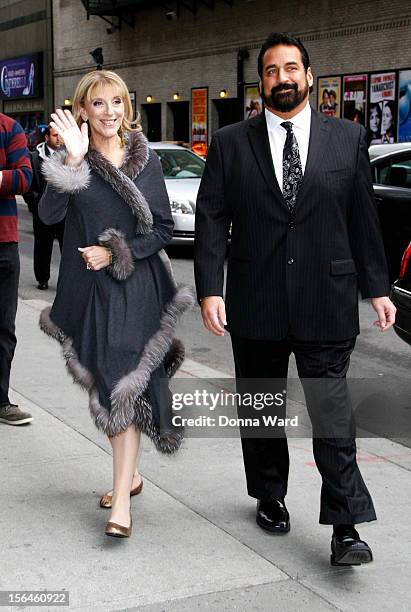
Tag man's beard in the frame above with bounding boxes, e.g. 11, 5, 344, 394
261, 80, 309, 112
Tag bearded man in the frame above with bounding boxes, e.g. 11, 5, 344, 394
194, 32, 395, 566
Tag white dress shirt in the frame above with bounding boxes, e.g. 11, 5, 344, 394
265, 101, 312, 193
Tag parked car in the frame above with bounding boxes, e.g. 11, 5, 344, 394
390, 242, 411, 345
150, 141, 411, 258
149, 142, 205, 245
370, 145, 411, 282
369, 142, 411, 161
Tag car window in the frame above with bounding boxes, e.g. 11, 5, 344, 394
154, 149, 205, 179
374, 155, 411, 188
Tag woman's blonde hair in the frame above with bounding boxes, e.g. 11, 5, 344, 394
72, 70, 141, 133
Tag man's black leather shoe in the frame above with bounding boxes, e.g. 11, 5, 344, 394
256, 499, 290, 534
331, 525, 373, 566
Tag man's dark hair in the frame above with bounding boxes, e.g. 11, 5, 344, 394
44, 125, 51, 138
257, 32, 310, 77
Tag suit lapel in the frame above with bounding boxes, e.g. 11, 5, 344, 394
247, 114, 285, 205
296, 109, 330, 205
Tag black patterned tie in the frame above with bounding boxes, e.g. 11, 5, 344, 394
281, 121, 302, 212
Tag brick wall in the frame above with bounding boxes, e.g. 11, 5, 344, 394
0, 0, 54, 120
53, 0, 411, 136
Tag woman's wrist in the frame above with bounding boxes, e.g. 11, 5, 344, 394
65, 154, 85, 167
105, 248, 114, 266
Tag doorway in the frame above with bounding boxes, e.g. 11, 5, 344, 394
167, 101, 190, 144
141, 103, 162, 141
212, 98, 241, 130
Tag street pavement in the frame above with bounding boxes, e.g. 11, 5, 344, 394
1, 296, 411, 612
2, 197, 411, 611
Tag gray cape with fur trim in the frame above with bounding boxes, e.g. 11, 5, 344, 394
38, 131, 193, 452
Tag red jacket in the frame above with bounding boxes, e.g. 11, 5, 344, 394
0, 113, 32, 242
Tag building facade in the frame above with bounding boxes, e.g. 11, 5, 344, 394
0, 0, 54, 147
4, 0, 410, 147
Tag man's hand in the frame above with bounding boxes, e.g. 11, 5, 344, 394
371, 296, 396, 331
78, 246, 111, 271
200, 296, 227, 336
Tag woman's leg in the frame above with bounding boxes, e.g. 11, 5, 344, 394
108, 426, 141, 527
105, 433, 142, 496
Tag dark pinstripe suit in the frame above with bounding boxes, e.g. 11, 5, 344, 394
194, 109, 389, 524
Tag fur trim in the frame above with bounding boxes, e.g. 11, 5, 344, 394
164, 338, 185, 378
98, 228, 135, 280
121, 131, 150, 180
41, 149, 90, 193
38, 287, 195, 453
87, 133, 153, 234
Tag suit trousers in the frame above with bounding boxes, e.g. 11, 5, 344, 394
0, 243, 19, 406
230, 333, 377, 525
32, 210, 65, 284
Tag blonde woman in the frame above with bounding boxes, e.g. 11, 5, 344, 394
38, 71, 193, 537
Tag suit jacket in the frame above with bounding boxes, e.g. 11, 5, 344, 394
23, 149, 48, 213
194, 108, 390, 341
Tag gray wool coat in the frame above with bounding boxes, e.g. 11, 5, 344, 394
38, 131, 193, 453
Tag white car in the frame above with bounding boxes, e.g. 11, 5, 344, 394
369, 142, 411, 161
149, 142, 205, 244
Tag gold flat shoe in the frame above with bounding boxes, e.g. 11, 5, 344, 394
105, 514, 132, 538
99, 479, 143, 508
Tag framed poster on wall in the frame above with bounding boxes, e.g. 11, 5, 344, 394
317, 76, 341, 117
244, 84, 262, 119
343, 74, 368, 125
191, 87, 208, 157
398, 69, 411, 142
368, 72, 397, 144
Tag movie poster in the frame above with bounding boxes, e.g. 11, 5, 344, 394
368, 72, 397, 144
398, 69, 411, 143
317, 76, 341, 117
244, 84, 262, 120
343, 74, 368, 125
191, 87, 208, 157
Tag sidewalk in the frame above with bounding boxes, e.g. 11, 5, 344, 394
1, 298, 411, 611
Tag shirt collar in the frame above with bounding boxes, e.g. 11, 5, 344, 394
265, 100, 311, 132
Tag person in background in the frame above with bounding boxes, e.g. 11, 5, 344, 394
352, 108, 363, 124
23, 126, 65, 290
380, 100, 396, 143
319, 88, 330, 113
368, 103, 382, 145
247, 100, 262, 119
328, 90, 338, 116
0, 112, 33, 426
